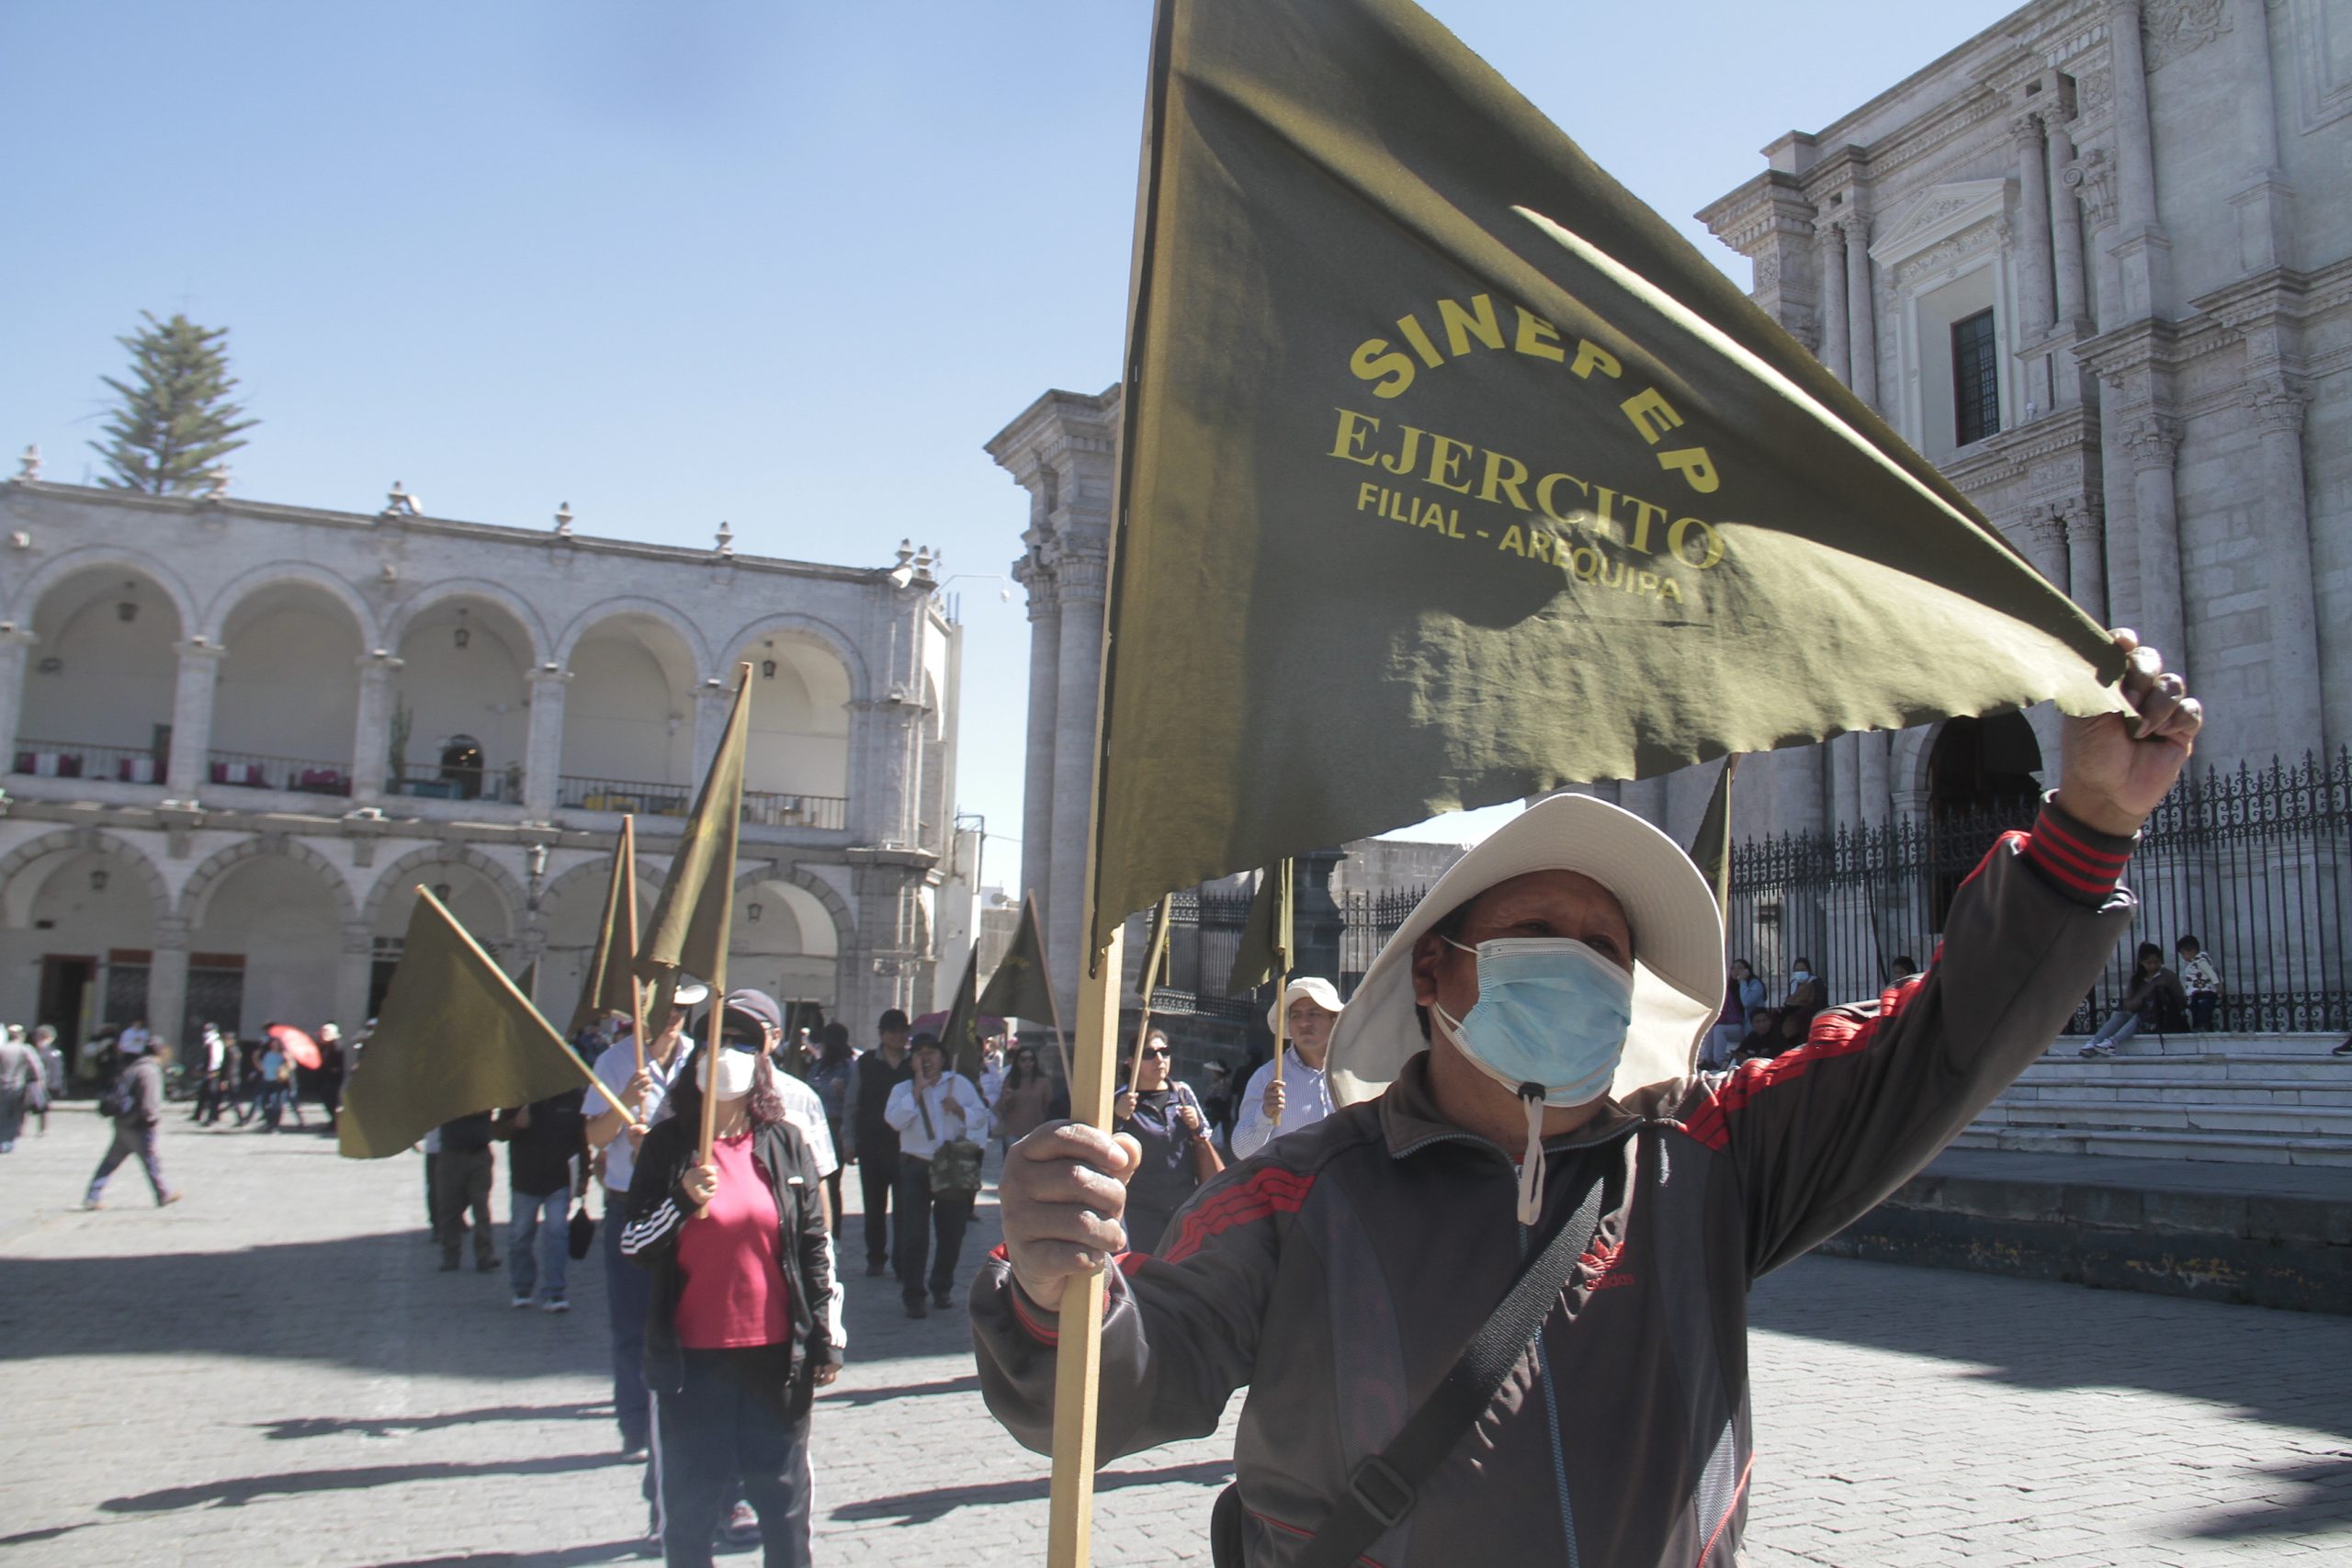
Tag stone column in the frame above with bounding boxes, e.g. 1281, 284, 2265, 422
0, 625, 35, 762
349, 651, 401, 805
2047, 118, 2087, 327
1815, 220, 1849, 383
1618, 775, 1668, 831
2105, 0, 2174, 319
1843, 218, 1879, 409
2229, 0, 2294, 274
1857, 731, 1891, 828
523, 668, 570, 818
336, 920, 374, 1033
847, 697, 920, 846
2011, 512, 2072, 593
2249, 378, 2324, 750
2011, 112, 2056, 414
164, 641, 227, 798
147, 916, 191, 1043
1015, 564, 1061, 917
2121, 415, 2186, 671
1829, 734, 1862, 833
2060, 498, 2109, 626
1047, 548, 1108, 1020
690, 678, 732, 787
1776, 742, 1829, 840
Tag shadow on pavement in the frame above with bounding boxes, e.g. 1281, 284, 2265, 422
356, 1541, 648, 1567
256, 1403, 608, 1440
819, 1373, 980, 1407
831, 1458, 1231, 1526
102, 1451, 628, 1514
1752, 1258, 2352, 1539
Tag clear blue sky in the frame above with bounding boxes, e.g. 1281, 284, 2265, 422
0, 0, 2021, 861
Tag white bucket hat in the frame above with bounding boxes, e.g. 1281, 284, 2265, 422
1267, 976, 1343, 1035
1326, 793, 1725, 1110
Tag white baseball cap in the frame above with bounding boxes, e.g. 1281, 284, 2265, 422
1326, 792, 1725, 1110
1266, 976, 1343, 1035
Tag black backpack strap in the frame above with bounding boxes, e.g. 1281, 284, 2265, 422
1296, 1167, 1611, 1568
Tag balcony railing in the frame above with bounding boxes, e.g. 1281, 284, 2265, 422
743, 790, 847, 830
205, 749, 355, 797
557, 773, 693, 817
385, 767, 524, 806
12, 739, 167, 785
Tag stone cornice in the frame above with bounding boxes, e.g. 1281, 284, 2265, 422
0, 481, 888, 587
982, 384, 1121, 468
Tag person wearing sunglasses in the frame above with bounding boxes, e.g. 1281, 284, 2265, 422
620, 993, 842, 1568
1113, 1030, 1220, 1255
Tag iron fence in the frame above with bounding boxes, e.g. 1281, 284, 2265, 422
1152, 886, 1426, 1023
1727, 748, 2352, 1035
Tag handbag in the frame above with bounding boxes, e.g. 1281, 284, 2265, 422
567, 1200, 596, 1260
915, 1083, 984, 1199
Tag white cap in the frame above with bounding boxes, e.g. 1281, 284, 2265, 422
1267, 976, 1344, 1035
1326, 793, 1724, 1110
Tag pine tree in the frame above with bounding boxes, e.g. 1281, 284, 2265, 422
90, 310, 259, 495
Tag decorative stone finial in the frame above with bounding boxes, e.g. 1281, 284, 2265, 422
383, 481, 423, 517
715, 520, 735, 558
16, 446, 38, 482
554, 502, 574, 537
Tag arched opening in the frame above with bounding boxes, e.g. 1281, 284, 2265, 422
1927, 711, 2043, 929
559, 615, 697, 813
440, 735, 485, 800
191, 856, 346, 1036
742, 636, 853, 829
0, 843, 161, 1063
535, 857, 661, 1029
213, 582, 363, 795
730, 876, 842, 1023
368, 863, 515, 1018
17, 567, 185, 784
390, 597, 532, 804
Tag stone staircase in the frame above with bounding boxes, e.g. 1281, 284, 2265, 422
1959, 1032, 2352, 1168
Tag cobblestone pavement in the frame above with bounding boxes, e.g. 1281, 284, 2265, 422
1, 1112, 2346, 1566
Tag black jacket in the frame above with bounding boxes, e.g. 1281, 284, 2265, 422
620, 1116, 840, 1415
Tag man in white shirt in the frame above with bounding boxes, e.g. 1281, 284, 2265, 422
883, 1033, 987, 1318
581, 981, 703, 1460
1230, 977, 1344, 1159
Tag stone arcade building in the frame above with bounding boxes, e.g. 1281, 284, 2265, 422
0, 470, 961, 1061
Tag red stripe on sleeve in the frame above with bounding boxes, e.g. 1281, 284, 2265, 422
1679, 976, 1923, 1151
1161, 1168, 1316, 1264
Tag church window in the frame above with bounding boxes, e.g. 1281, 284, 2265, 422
1951, 310, 2000, 446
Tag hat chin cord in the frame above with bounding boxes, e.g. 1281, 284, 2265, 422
1436, 1004, 1550, 1226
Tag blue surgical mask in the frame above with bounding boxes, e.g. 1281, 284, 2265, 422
1435, 936, 1634, 1107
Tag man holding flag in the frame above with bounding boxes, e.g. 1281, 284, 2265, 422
1228, 979, 1343, 1159
982, 640, 2199, 1565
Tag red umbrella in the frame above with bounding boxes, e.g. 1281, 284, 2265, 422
267, 1023, 322, 1071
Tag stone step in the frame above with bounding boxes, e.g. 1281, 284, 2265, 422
2087, 1032, 2348, 1060
1951, 1124, 2352, 1168
2020, 1055, 2352, 1084
1975, 1099, 2352, 1137
2002, 1080, 2352, 1107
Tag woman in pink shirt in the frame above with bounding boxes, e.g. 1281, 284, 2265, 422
621, 992, 841, 1568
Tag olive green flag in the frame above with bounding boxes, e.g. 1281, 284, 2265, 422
639, 670, 750, 989
1227, 861, 1294, 994
570, 818, 641, 1035
1085, 0, 2124, 952
978, 895, 1058, 1030
1685, 759, 1737, 914
940, 943, 988, 1085
339, 890, 591, 1160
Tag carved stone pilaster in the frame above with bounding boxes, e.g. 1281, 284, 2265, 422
2121, 415, 2179, 472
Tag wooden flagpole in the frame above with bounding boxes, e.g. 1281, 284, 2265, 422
1050, 0, 1173, 1560
1125, 895, 1172, 1093
621, 816, 650, 1095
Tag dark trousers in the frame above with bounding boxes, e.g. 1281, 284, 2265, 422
602, 1187, 653, 1450
432, 1147, 494, 1264
822, 1118, 845, 1234
85, 1122, 167, 1202
2191, 993, 2219, 1031
857, 1147, 899, 1267
653, 1347, 810, 1568
892, 1156, 974, 1307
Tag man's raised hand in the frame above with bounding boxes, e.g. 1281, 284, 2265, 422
2053, 630, 2203, 838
